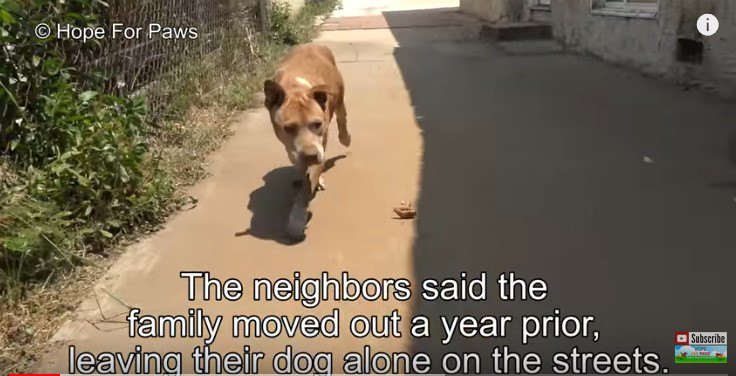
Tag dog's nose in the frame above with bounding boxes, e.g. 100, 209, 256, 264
298, 152, 320, 165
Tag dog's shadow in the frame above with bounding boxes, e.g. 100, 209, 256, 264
236, 154, 347, 245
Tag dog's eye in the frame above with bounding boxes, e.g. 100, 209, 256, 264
309, 121, 323, 132
284, 124, 298, 135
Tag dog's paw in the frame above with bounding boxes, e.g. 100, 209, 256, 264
317, 175, 326, 191
339, 132, 352, 147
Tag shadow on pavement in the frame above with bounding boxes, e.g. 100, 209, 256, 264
237, 166, 297, 245
239, 155, 347, 245
384, 7, 736, 374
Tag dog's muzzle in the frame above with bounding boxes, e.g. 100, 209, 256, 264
293, 143, 324, 166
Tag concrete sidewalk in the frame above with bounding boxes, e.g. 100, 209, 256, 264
36, 2, 736, 374
331, 0, 459, 17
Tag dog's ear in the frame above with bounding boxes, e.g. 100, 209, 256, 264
264, 80, 285, 110
310, 85, 330, 111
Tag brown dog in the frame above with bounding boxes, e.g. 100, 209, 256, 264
263, 44, 350, 239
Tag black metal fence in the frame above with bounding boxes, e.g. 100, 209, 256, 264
85, 0, 266, 117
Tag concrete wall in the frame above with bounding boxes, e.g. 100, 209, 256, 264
550, 0, 670, 74
551, 0, 736, 98
459, 0, 526, 22
459, 0, 736, 98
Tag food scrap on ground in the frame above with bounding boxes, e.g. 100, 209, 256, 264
393, 201, 417, 219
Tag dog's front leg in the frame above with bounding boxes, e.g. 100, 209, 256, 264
317, 128, 329, 191
336, 100, 350, 147
307, 163, 325, 195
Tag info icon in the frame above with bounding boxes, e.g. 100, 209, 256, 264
697, 14, 719, 36
675, 332, 689, 345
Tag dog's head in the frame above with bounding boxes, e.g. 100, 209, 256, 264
264, 79, 330, 167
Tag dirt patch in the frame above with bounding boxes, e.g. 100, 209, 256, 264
0, 104, 240, 374
0, 255, 111, 373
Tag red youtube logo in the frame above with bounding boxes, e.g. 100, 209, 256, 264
675, 331, 689, 345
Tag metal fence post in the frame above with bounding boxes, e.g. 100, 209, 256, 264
260, 0, 271, 33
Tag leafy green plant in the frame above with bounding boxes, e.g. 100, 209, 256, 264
268, 0, 341, 45
269, 1, 300, 45
0, 0, 175, 291
1, 0, 108, 144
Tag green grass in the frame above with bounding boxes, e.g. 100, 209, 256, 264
675, 357, 728, 364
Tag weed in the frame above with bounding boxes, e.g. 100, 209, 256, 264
270, 0, 341, 45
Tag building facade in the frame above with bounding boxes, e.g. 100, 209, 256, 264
460, 0, 736, 99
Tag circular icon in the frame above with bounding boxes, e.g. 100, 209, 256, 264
697, 14, 719, 36
34, 23, 51, 39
